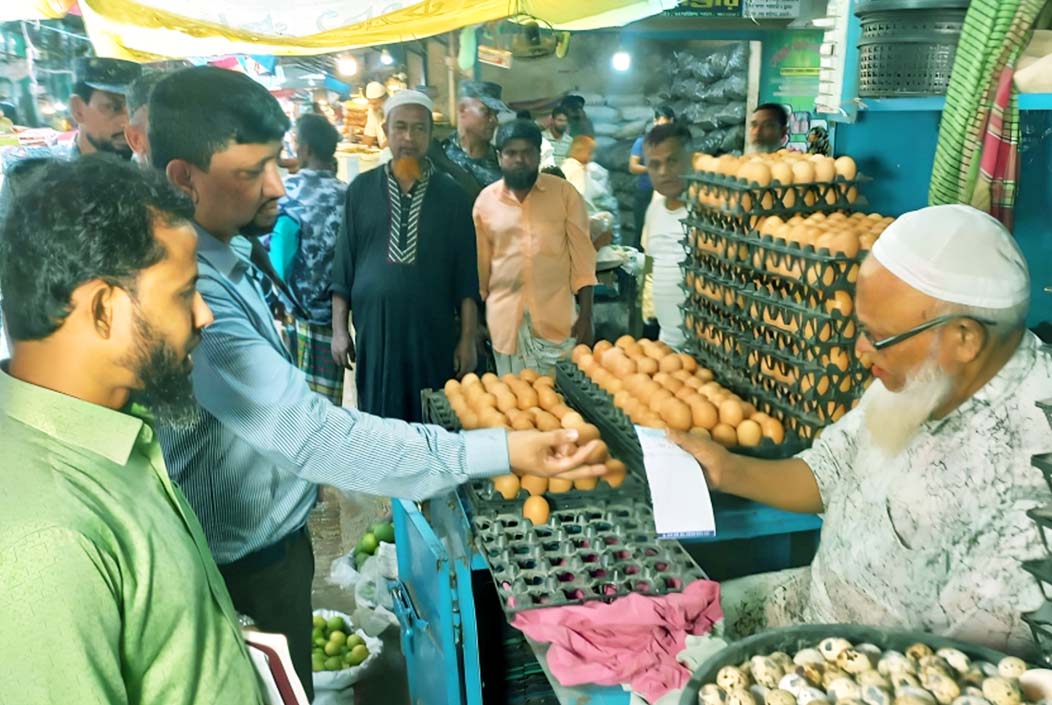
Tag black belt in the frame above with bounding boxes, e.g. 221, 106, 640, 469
219, 527, 308, 573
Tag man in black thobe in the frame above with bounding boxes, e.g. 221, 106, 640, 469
331, 90, 479, 422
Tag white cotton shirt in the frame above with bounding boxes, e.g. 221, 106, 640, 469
798, 332, 1052, 653
363, 107, 386, 148
643, 195, 688, 350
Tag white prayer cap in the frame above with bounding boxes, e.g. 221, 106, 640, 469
365, 81, 386, 100
383, 89, 433, 118
871, 204, 1029, 309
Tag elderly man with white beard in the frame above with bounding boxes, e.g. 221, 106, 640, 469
672, 204, 1052, 654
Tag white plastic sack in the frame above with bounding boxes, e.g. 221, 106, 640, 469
354, 552, 395, 611
586, 105, 621, 123
311, 609, 383, 692
617, 120, 648, 140
593, 122, 621, 137
576, 93, 606, 107
606, 94, 647, 108
327, 554, 361, 591
620, 105, 655, 122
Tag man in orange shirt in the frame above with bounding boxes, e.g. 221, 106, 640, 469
474, 119, 598, 376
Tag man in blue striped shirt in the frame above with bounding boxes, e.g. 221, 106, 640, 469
148, 67, 605, 699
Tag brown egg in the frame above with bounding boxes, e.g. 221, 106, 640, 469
573, 476, 599, 491
834, 155, 857, 180
635, 381, 659, 406
613, 390, 631, 409
501, 373, 520, 387
575, 423, 601, 444
660, 398, 693, 431
659, 354, 683, 373
718, 399, 745, 427
593, 340, 614, 357
649, 389, 675, 413
689, 427, 712, 440
600, 347, 626, 371
675, 385, 697, 402
637, 357, 659, 375
511, 416, 535, 431
689, 398, 719, 430
549, 404, 573, 420
534, 375, 556, 389
812, 156, 836, 182
736, 419, 763, 447
578, 353, 596, 374
660, 375, 684, 393
534, 411, 562, 432
684, 376, 703, 390
791, 160, 816, 184
523, 495, 551, 525
548, 477, 573, 494
760, 417, 785, 444
460, 412, 480, 430
520, 475, 548, 496
519, 368, 539, 383
471, 392, 498, 412
625, 373, 651, 395
537, 386, 561, 410
444, 379, 461, 397
615, 335, 636, 350
641, 414, 665, 429
696, 367, 715, 382
492, 474, 520, 500
561, 411, 585, 428
515, 386, 539, 410
603, 459, 627, 488
590, 367, 612, 389
711, 423, 738, 447
450, 396, 470, 418
480, 409, 508, 428
741, 402, 757, 418
495, 392, 518, 414
824, 290, 854, 317
461, 372, 480, 387
586, 440, 609, 464
623, 342, 643, 358
677, 354, 698, 373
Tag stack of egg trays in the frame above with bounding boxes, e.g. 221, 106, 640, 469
679, 224, 869, 439
684, 171, 864, 234
555, 360, 800, 460
471, 496, 707, 615
420, 388, 646, 511
1024, 398, 1052, 663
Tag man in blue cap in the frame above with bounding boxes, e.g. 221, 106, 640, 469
65, 57, 142, 161
429, 80, 510, 201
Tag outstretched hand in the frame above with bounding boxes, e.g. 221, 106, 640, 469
507, 428, 607, 481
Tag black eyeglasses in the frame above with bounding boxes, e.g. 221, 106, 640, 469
864, 314, 997, 351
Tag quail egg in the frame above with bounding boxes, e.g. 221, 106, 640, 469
952, 697, 993, 705
780, 673, 811, 697
894, 688, 935, 705
840, 650, 876, 674
925, 672, 961, 705
1020, 668, 1052, 702
726, 688, 758, 705
719, 667, 752, 692
997, 658, 1027, 680
880, 653, 917, 677
797, 687, 830, 705
820, 638, 854, 662
796, 664, 826, 687
862, 685, 894, 705
827, 677, 863, 701
858, 672, 892, 689
906, 644, 935, 662
919, 657, 953, 677
982, 678, 1022, 705
771, 653, 795, 671
976, 664, 1000, 679
796, 649, 829, 667
822, 667, 851, 689
935, 649, 972, 675
857, 644, 884, 658
895, 695, 936, 705
960, 668, 987, 688
751, 657, 786, 689
840, 700, 865, 705
701, 683, 728, 705
765, 689, 798, 705
742, 661, 755, 679
890, 673, 922, 692
962, 688, 986, 699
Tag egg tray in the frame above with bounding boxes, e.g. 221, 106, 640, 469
471, 500, 707, 615
677, 624, 1014, 705
1022, 601, 1052, 666
683, 218, 868, 299
419, 388, 646, 510
555, 360, 804, 460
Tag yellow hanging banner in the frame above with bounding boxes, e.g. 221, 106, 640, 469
1, 0, 77, 21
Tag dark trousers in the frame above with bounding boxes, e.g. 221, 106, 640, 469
219, 528, 316, 702
630, 186, 654, 251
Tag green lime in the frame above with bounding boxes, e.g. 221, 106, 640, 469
314, 637, 327, 647
354, 551, 371, 568
312, 615, 327, 630
325, 616, 347, 633
323, 657, 342, 671
346, 634, 365, 650
373, 522, 395, 544
312, 627, 324, 640
357, 533, 379, 555
312, 656, 325, 672
328, 630, 347, 646
323, 641, 341, 656
347, 644, 369, 666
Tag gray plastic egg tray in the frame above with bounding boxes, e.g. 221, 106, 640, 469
471, 499, 706, 615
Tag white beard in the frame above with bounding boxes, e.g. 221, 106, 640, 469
862, 356, 954, 457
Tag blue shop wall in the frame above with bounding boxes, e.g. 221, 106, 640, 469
836, 110, 1052, 326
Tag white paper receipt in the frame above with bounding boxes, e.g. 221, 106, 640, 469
635, 426, 716, 539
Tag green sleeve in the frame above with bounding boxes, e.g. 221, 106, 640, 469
268, 214, 300, 282
0, 527, 127, 704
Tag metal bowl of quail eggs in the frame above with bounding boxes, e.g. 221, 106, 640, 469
679, 625, 1052, 705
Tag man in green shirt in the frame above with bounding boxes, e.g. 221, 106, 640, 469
0, 155, 263, 704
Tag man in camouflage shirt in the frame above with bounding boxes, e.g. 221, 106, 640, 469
268, 114, 348, 404
429, 81, 509, 202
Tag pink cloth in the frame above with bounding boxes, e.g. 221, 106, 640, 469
511, 579, 722, 703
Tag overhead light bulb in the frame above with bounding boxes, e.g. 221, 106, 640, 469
380, 49, 394, 66
337, 56, 359, 76
612, 50, 631, 72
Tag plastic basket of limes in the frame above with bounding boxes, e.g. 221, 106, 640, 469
311, 609, 383, 691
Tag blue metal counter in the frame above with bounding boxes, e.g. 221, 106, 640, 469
391, 490, 820, 705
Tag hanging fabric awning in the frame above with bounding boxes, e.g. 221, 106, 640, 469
4, 0, 676, 61
1, 0, 77, 21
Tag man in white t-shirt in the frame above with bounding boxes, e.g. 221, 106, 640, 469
641, 122, 692, 350
362, 81, 387, 149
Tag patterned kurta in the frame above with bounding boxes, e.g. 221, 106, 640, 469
795, 332, 1052, 653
